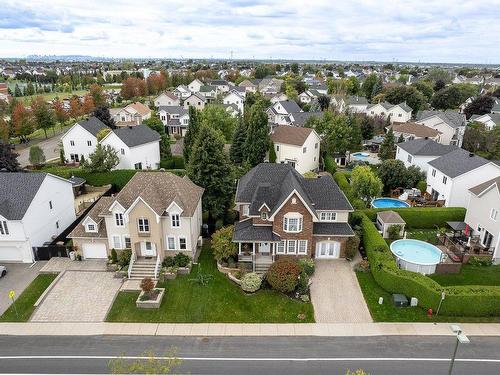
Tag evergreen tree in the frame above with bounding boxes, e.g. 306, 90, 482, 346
371, 79, 383, 101
183, 106, 200, 163
268, 140, 277, 163
244, 103, 269, 166
0, 143, 20, 171
229, 115, 247, 164
379, 128, 396, 160
92, 106, 116, 128
26, 82, 35, 96
14, 84, 23, 97
29, 145, 46, 166
187, 125, 234, 220
398, 133, 404, 143
160, 134, 172, 160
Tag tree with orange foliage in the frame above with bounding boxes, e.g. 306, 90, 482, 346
11, 101, 34, 140
69, 96, 82, 118
89, 83, 107, 107
53, 100, 69, 124
81, 94, 95, 114
0, 116, 9, 143
121, 77, 147, 99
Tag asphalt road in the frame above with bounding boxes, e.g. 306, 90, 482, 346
16, 134, 61, 166
0, 335, 498, 374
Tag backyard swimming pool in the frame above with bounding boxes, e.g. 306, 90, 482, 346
371, 198, 410, 208
352, 152, 370, 158
390, 239, 443, 275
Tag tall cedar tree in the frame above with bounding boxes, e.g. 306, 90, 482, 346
183, 106, 200, 163
229, 115, 247, 164
187, 125, 233, 220
244, 103, 269, 166
379, 128, 396, 160
0, 143, 20, 171
268, 140, 277, 163
93, 107, 116, 128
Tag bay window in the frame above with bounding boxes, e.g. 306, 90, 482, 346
283, 214, 303, 232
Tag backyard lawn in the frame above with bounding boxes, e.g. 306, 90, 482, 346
107, 246, 314, 323
429, 264, 500, 286
0, 274, 58, 322
407, 229, 439, 245
356, 271, 500, 323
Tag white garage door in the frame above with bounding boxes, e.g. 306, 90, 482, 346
82, 243, 107, 259
0, 246, 24, 262
316, 241, 340, 259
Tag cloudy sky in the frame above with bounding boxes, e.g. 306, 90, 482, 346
1, 0, 499, 63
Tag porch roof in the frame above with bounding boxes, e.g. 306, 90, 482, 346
313, 222, 355, 236
233, 220, 281, 242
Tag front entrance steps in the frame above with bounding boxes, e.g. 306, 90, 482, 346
128, 257, 158, 280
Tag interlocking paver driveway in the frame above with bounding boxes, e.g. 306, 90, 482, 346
31, 271, 122, 322
310, 260, 372, 323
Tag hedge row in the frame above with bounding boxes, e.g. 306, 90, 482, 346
324, 155, 337, 175
160, 155, 185, 170
333, 171, 365, 209
362, 207, 466, 229
354, 211, 500, 316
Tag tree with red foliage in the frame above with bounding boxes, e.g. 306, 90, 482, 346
81, 94, 95, 114
69, 96, 82, 118
121, 77, 147, 99
53, 100, 69, 124
11, 101, 34, 139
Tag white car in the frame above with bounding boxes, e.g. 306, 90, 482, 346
0, 265, 6, 278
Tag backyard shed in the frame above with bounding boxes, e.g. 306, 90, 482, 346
376, 210, 406, 239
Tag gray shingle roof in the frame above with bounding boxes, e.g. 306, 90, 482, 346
367, 101, 412, 113
158, 105, 188, 116
313, 222, 355, 236
236, 163, 353, 217
417, 110, 466, 128
77, 117, 109, 137
470, 113, 500, 125
111, 125, 160, 148
428, 149, 491, 178
277, 100, 302, 113
347, 96, 368, 105
0, 172, 47, 220
233, 220, 281, 242
290, 112, 323, 127
397, 138, 457, 156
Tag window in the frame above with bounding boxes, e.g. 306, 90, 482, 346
87, 140, 92, 146
49, 201, 53, 210
0, 221, 9, 235
490, 208, 498, 221
276, 241, 285, 254
407, 155, 412, 163
121, 148, 125, 155
70, 140, 75, 146
138, 218, 150, 232
442, 176, 447, 184
134, 162, 142, 170
320, 212, 337, 222
398, 113, 402, 117
179, 237, 187, 250
276, 145, 280, 151
303, 147, 307, 153
315, 143, 318, 149
87, 224, 96, 232
171, 213, 180, 228
56, 221, 59, 229
242, 205, 249, 216
283, 215, 303, 232
145, 241, 152, 250
167, 236, 176, 250
115, 213, 124, 226
124, 236, 131, 249
432, 169, 436, 177
298, 240, 308, 254
287, 240, 297, 254
113, 235, 122, 249
260, 212, 268, 220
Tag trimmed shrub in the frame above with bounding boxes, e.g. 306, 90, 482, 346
118, 248, 132, 268
211, 226, 238, 263
140, 277, 155, 295
345, 235, 361, 259
468, 256, 493, 267
298, 258, 315, 276
110, 248, 118, 264
241, 272, 262, 292
174, 253, 191, 267
362, 207, 466, 229
324, 154, 337, 175
162, 256, 175, 268
297, 271, 310, 294
266, 258, 301, 293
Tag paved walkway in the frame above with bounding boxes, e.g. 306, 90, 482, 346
310, 260, 372, 323
39, 258, 107, 273
1, 322, 499, 337
31, 271, 122, 322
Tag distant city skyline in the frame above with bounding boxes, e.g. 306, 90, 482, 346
1, 0, 500, 64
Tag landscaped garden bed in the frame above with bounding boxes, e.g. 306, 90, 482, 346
106, 244, 314, 323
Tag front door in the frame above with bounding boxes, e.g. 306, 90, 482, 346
141, 241, 156, 257
316, 241, 340, 259
482, 231, 493, 249
259, 242, 270, 255
431, 189, 439, 201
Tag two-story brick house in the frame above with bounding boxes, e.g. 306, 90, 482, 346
233, 163, 354, 272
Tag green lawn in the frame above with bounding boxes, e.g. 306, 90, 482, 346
0, 274, 58, 322
356, 271, 500, 323
407, 229, 439, 245
429, 264, 500, 286
20, 90, 89, 105
107, 246, 314, 323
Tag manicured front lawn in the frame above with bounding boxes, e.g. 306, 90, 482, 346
356, 271, 500, 323
0, 274, 58, 322
429, 264, 500, 286
107, 246, 314, 323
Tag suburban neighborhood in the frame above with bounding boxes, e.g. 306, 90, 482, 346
0, 1, 500, 374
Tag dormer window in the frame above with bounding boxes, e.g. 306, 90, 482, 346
260, 212, 268, 220
115, 213, 124, 227
171, 213, 180, 228
243, 205, 249, 216
87, 224, 96, 232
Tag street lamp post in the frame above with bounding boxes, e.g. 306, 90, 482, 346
448, 325, 470, 375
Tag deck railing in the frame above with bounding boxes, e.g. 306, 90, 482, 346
127, 250, 136, 279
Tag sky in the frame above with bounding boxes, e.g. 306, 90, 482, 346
1, 0, 500, 64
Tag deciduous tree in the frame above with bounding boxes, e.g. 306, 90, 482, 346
29, 145, 46, 166
31, 96, 55, 138
464, 95, 495, 119
350, 165, 383, 204
83, 144, 119, 172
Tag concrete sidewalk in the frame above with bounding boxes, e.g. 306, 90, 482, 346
1, 322, 500, 337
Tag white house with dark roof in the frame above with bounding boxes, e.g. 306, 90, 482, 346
183, 92, 206, 110
366, 102, 412, 123
416, 110, 467, 146
188, 78, 204, 93
469, 113, 500, 130
465, 176, 500, 263
173, 85, 191, 99
158, 106, 190, 136
347, 96, 369, 113
223, 91, 244, 113
153, 92, 180, 107
0, 173, 76, 263
396, 138, 457, 172
270, 126, 321, 174
100, 125, 161, 170
233, 163, 354, 272
426, 149, 500, 207
61, 117, 109, 163
199, 85, 217, 102
266, 100, 303, 125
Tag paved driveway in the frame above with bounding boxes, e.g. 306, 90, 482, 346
16, 135, 61, 167
310, 260, 372, 323
0, 262, 46, 315
31, 271, 122, 322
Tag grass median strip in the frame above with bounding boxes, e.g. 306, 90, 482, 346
0, 274, 58, 322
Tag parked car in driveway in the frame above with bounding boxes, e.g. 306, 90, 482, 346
0, 265, 6, 278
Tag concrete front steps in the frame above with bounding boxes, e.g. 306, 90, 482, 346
255, 261, 272, 274
128, 258, 158, 280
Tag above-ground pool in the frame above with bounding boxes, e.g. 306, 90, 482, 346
371, 198, 410, 208
352, 152, 369, 158
390, 239, 443, 275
